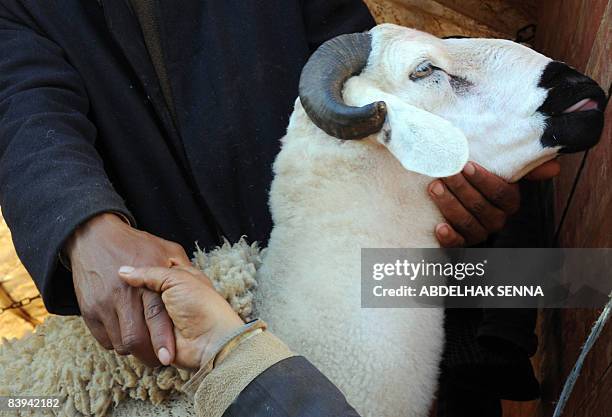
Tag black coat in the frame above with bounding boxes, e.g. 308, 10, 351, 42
0, 0, 375, 314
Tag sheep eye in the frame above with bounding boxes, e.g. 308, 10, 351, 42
410, 62, 435, 80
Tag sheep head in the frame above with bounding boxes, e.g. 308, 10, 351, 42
299, 24, 606, 181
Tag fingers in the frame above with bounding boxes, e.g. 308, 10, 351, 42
142, 290, 176, 366
461, 162, 520, 214
441, 172, 507, 232
434, 223, 466, 248
119, 264, 212, 291
83, 317, 113, 350
525, 160, 561, 181
428, 180, 488, 245
118, 265, 200, 366
102, 313, 125, 353
429, 162, 520, 246
89, 311, 146, 365
115, 287, 160, 366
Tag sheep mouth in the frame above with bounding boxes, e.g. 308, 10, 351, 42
554, 109, 605, 153
540, 91, 606, 154
540, 83, 606, 118
562, 98, 601, 113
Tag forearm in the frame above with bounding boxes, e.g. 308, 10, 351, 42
186, 329, 361, 417
185, 329, 293, 417
0, 12, 134, 312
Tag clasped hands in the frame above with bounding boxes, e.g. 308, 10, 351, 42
117, 263, 244, 370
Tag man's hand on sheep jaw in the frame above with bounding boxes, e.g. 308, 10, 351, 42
65, 213, 191, 366
429, 160, 561, 247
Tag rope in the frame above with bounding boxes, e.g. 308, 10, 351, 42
552, 84, 611, 417
552, 293, 612, 417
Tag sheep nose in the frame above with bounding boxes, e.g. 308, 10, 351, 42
537, 61, 606, 116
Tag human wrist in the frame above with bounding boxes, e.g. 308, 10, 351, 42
183, 327, 294, 405
196, 320, 245, 370
196, 319, 265, 371
64, 212, 130, 262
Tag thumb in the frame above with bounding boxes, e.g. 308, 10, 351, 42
118, 266, 175, 293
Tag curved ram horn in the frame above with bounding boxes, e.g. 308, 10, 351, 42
298, 32, 387, 140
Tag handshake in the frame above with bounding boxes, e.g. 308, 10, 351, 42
116, 264, 244, 371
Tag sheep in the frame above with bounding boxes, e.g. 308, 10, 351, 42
0, 23, 605, 417
255, 23, 605, 417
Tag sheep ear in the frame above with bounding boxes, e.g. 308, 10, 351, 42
345, 82, 469, 177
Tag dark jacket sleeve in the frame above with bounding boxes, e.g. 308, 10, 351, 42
186, 331, 360, 417
0, 7, 135, 314
302, 0, 375, 51
224, 356, 361, 417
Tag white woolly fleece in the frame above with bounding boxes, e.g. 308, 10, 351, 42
255, 99, 445, 417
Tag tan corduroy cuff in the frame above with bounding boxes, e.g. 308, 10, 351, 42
183, 330, 295, 417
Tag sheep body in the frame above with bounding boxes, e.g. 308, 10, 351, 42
254, 99, 445, 417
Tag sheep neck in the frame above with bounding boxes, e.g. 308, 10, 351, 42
272, 131, 444, 250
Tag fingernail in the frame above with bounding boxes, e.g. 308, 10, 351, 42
158, 347, 171, 366
463, 162, 476, 176
431, 181, 444, 196
118, 266, 135, 275
436, 224, 450, 238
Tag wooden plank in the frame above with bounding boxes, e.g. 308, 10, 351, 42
535, 0, 607, 72
557, 309, 611, 417
574, 362, 612, 417
501, 399, 538, 417
534, 0, 610, 233
558, 106, 612, 247
556, 0, 612, 248
365, 0, 510, 37
435, 0, 536, 36
529, 2, 612, 416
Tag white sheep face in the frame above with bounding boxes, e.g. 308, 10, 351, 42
342, 24, 605, 181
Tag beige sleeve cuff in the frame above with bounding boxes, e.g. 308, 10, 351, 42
183, 331, 295, 417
